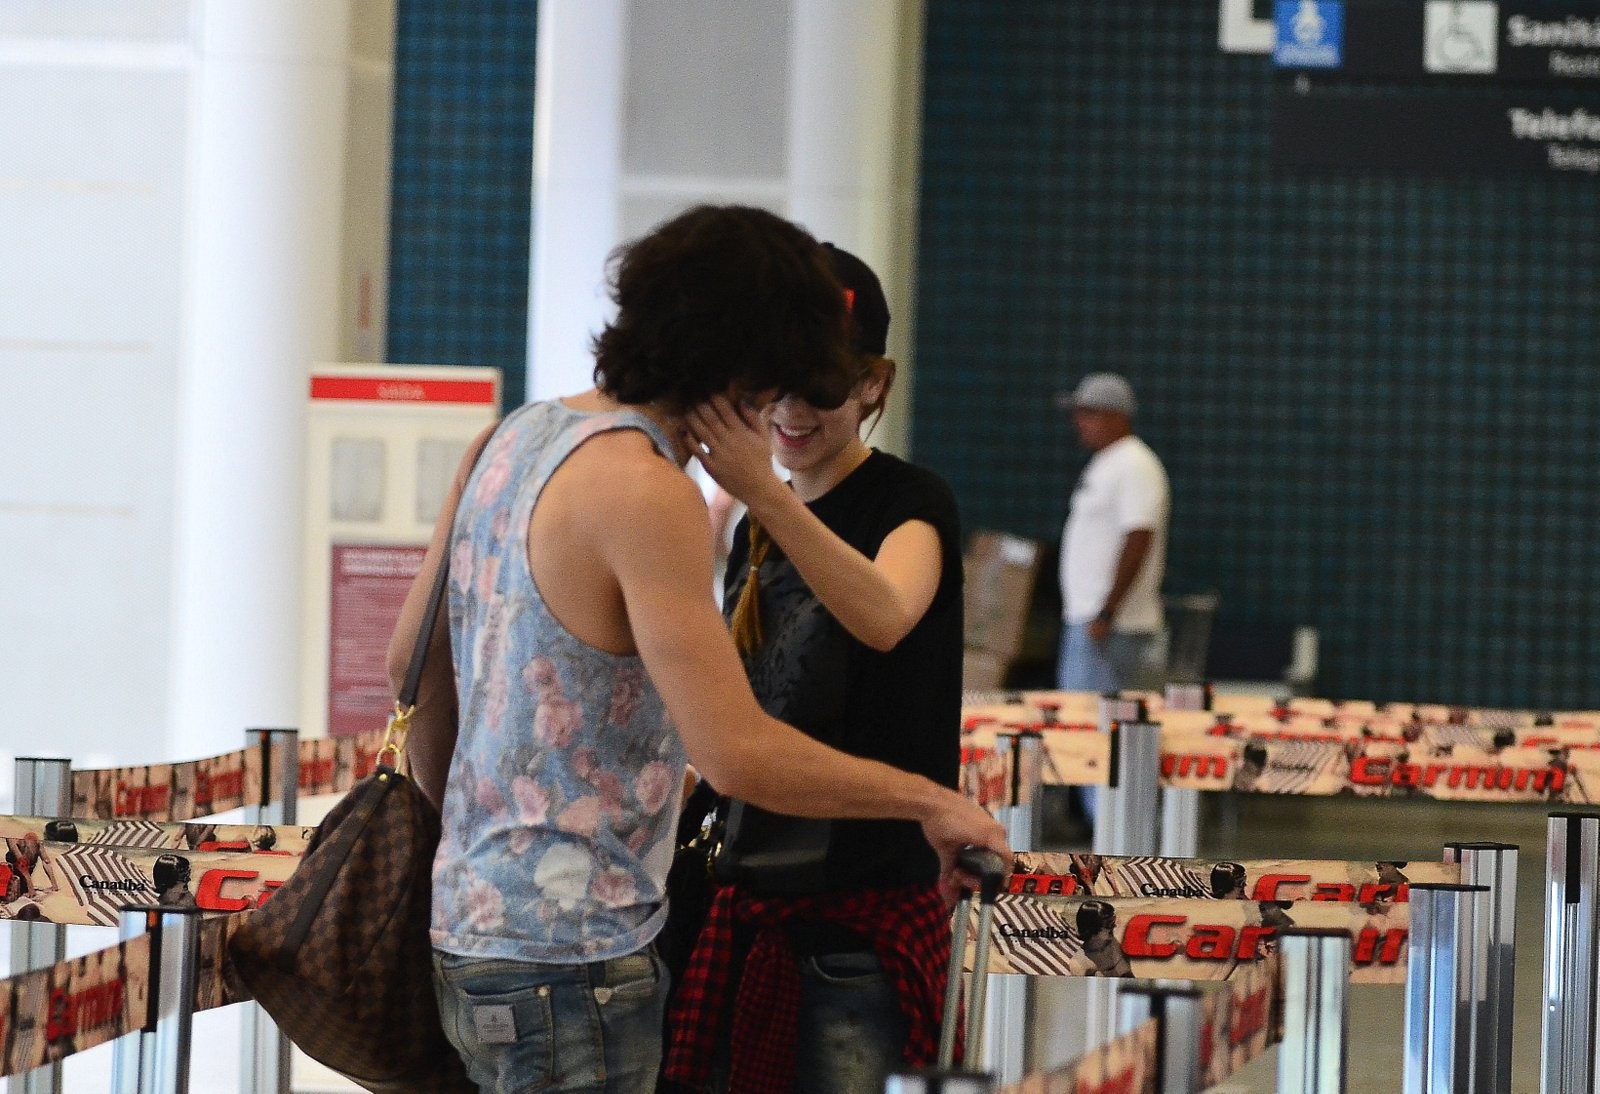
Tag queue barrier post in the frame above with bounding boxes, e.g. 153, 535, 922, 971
241, 729, 298, 1094
1276, 928, 1351, 1094
8, 757, 72, 1094
1158, 686, 1204, 858
112, 909, 158, 1094
1444, 841, 1518, 1094
1541, 812, 1600, 1094
1073, 699, 1160, 1060
982, 731, 1042, 1086
114, 905, 203, 1094
1116, 980, 1202, 1094
1093, 697, 1159, 858
1403, 882, 1490, 1094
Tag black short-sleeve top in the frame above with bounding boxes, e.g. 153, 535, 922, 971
723, 450, 964, 890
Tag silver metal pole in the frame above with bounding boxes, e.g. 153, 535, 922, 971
8, 757, 71, 1094
1542, 812, 1600, 1094
1277, 928, 1351, 1094
241, 729, 298, 1094
1073, 706, 1160, 1062
1162, 683, 1211, 713
148, 907, 203, 1094
1404, 882, 1489, 1094
111, 909, 158, 1094
1158, 684, 1203, 863
1093, 713, 1161, 858
1117, 981, 1202, 1094
1445, 841, 1518, 1094
965, 894, 998, 1070
982, 732, 1040, 1085
940, 891, 973, 1069
1158, 788, 1200, 859
1158, 686, 1204, 859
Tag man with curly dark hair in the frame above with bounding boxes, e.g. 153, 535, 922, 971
390, 205, 1009, 1094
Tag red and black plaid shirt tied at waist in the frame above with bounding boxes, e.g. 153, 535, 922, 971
663, 882, 953, 1094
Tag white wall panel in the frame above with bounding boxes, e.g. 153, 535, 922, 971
0, 0, 188, 42
0, 61, 185, 772
622, 0, 790, 178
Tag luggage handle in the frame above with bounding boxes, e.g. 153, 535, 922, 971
939, 845, 1008, 1069
955, 846, 1006, 902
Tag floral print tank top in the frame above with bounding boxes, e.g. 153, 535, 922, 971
431, 400, 687, 963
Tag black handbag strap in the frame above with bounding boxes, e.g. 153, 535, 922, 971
398, 548, 451, 710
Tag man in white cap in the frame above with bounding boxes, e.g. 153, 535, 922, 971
1056, 373, 1170, 701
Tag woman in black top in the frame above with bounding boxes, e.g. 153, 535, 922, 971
664, 247, 962, 1093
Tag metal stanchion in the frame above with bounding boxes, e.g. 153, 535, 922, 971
1541, 812, 1600, 1094
1162, 683, 1212, 713
1093, 702, 1160, 859
241, 729, 298, 1094
112, 909, 158, 1094
1073, 702, 1160, 1061
1159, 787, 1200, 860
983, 731, 1041, 1085
1444, 841, 1518, 1094
113, 905, 203, 1094
994, 730, 1043, 849
1117, 981, 1203, 1094
1403, 882, 1490, 1094
1157, 683, 1203, 858
8, 757, 71, 1094
1277, 928, 1351, 1094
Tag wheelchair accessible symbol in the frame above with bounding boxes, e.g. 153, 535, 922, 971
1424, 1, 1499, 75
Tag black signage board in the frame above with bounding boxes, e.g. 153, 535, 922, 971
1273, 2, 1600, 86
1272, 85, 1600, 174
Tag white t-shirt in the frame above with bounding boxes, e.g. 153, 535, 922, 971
1060, 435, 1169, 632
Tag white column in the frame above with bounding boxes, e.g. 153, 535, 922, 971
526, 0, 925, 457
787, 0, 901, 251
169, 3, 353, 760
788, 0, 921, 456
527, 0, 626, 403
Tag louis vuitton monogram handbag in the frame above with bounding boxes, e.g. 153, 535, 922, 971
228, 552, 473, 1093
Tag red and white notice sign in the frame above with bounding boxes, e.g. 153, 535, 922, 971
302, 363, 500, 743
327, 543, 427, 738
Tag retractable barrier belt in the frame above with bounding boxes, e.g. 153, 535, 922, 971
0, 842, 297, 927
1007, 850, 1456, 901
0, 911, 249, 1078
962, 695, 1600, 805
989, 957, 1281, 1094
962, 892, 1409, 983
68, 728, 388, 824
995, 1015, 1160, 1094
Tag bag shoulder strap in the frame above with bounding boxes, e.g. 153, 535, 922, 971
398, 547, 451, 709
397, 420, 502, 708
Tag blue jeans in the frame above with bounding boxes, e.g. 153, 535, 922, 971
432, 948, 668, 1094
1057, 622, 1165, 823
710, 949, 908, 1094
794, 950, 909, 1094
1056, 622, 1165, 695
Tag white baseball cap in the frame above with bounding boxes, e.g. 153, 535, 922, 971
1055, 372, 1136, 417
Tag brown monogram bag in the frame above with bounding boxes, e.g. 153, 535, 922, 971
228, 553, 473, 1093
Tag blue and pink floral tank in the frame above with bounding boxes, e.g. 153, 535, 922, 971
431, 400, 688, 964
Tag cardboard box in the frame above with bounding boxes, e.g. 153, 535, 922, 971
963, 531, 1041, 661
962, 648, 1010, 690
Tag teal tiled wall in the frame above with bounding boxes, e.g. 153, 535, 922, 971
388, 3, 537, 409
916, 4, 1600, 705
